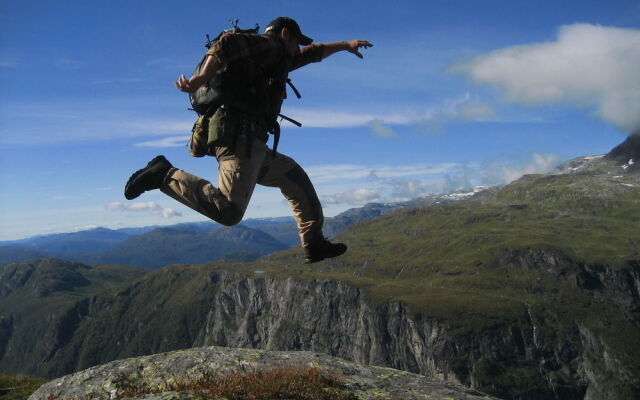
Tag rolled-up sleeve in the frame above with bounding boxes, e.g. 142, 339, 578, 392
290, 44, 324, 71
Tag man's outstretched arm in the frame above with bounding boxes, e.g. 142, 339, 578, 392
320, 40, 373, 59
291, 39, 373, 71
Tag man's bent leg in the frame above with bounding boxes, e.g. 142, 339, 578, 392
161, 168, 243, 226
161, 134, 267, 226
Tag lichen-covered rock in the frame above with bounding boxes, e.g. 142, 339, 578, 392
28, 346, 499, 400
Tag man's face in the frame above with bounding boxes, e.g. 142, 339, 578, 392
280, 28, 301, 56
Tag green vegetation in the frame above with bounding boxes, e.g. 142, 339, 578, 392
244, 171, 640, 397
2, 167, 639, 398
115, 366, 357, 400
250, 174, 639, 318
0, 259, 150, 378
0, 374, 46, 400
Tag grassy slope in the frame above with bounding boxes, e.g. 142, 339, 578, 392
0, 374, 46, 400
236, 172, 640, 375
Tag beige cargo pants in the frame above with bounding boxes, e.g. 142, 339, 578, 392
160, 133, 324, 248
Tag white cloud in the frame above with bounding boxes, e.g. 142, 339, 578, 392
322, 188, 381, 205
116, 120, 192, 136
283, 95, 495, 136
451, 24, 640, 132
481, 153, 560, 184
457, 101, 496, 121
280, 108, 380, 128
161, 208, 182, 218
315, 153, 559, 206
105, 201, 182, 219
306, 163, 460, 183
0, 98, 193, 145
383, 179, 432, 201
413, 94, 496, 133
136, 136, 187, 148
369, 119, 398, 138
75, 224, 100, 231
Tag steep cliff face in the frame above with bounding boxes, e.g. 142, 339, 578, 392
189, 271, 636, 400
1, 256, 638, 399
499, 248, 640, 320
15, 266, 629, 400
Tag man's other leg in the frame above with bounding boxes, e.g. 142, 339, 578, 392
257, 151, 346, 263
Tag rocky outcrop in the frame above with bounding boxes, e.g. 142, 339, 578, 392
188, 271, 638, 400
28, 346, 498, 400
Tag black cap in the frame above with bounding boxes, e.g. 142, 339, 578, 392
265, 17, 313, 45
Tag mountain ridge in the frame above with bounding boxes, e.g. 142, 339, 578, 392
0, 189, 491, 268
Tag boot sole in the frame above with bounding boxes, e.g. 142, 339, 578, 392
304, 246, 347, 264
124, 155, 167, 200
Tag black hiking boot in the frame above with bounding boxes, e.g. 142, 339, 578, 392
124, 155, 173, 200
303, 238, 347, 264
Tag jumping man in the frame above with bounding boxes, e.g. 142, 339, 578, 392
124, 17, 373, 263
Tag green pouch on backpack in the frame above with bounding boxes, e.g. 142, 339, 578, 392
207, 107, 241, 149
189, 115, 210, 157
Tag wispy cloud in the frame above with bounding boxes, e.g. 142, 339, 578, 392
0, 58, 17, 68
115, 120, 192, 136
316, 153, 559, 206
0, 99, 193, 145
412, 94, 496, 134
323, 188, 381, 205
451, 23, 640, 132
480, 153, 560, 185
306, 163, 460, 183
55, 57, 85, 70
135, 136, 187, 148
106, 201, 182, 219
369, 119, 399, 138
280, 108, 381, 128
284, 94, 496, 136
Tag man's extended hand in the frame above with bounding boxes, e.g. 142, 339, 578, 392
346, 40, 373, 59
174, 74, 192, 92
174, 55, 222, 93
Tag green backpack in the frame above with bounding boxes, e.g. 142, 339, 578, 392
189, 20, 261, 116
187, 20, 302, 158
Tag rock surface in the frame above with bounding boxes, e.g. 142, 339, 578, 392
28, 346, 499, 400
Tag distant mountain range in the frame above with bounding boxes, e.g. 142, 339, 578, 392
0, 192, 486, 269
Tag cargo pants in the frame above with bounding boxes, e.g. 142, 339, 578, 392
160, 131, 324, 248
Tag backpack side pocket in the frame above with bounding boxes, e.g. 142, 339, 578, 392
189, 115, 210, 157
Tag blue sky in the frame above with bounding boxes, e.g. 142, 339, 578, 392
1, 0, 639, 240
